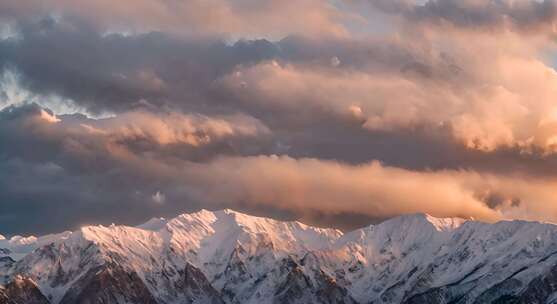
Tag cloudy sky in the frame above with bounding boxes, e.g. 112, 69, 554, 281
3, 0, 557, 235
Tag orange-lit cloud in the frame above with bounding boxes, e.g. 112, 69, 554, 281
86, 110, 270, 147
218, 35, 557, 154
183, 155, 557, 225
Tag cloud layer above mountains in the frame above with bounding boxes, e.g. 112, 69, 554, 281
3, 0, 557, 235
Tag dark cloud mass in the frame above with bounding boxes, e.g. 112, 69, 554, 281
2, 1, 557, 235
371, 0, 557, 32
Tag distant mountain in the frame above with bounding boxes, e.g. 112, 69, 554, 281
2, 209, 557, 303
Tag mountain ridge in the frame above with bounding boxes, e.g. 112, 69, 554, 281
2, 210, 557, 303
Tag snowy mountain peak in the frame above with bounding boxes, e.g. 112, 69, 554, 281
377, 213, 467, 233
137, 217, 168, 231
423, 213, 468, 231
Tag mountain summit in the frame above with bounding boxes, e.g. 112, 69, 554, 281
2, 210, 557, 303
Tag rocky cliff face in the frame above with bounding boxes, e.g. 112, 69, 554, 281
3, 210, 557, 303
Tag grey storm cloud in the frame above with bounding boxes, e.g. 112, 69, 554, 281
0, 19, 282, 114
371, 0, 557, 32
3, 1, 557, 235
0, 0, 349, 38
0, 19, 457, 116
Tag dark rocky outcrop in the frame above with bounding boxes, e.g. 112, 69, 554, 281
0, 276, 50, 304
59, 263, 157, 304
516, 263, 557, 304
176, 263, 224, 304
274, 257, 358, 304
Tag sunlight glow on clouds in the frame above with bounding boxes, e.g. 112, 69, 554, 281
3, 0, 557, 234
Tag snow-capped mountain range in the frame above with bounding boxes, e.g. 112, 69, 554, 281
2, 209, 557, 303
